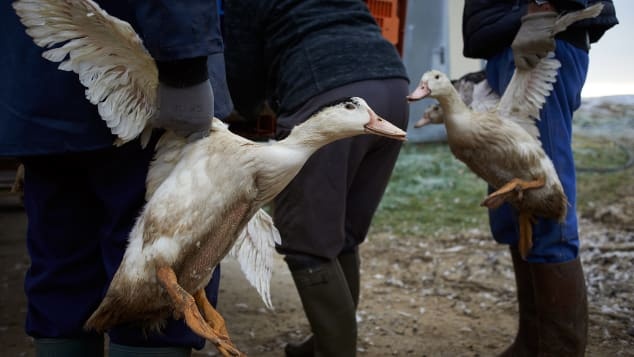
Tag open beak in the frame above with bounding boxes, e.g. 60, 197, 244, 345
406, 81, 431, 102
364, 110, 407, 141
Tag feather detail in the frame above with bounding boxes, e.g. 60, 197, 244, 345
552, 3, 604, 34
145, 118, 227, 200
13, 0, 158, 146
496, 53, 560, 139
228, 209, 281, 310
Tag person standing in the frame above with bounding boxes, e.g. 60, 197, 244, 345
222, 1, 409, 355
0, 1, 232, 355
462, 1, 618, 355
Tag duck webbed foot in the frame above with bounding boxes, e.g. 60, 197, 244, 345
480, 177, 546, 209
156, 266, 245, 357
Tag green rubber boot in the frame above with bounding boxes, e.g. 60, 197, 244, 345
108, 343, 191, 357
35, 335, 104, 357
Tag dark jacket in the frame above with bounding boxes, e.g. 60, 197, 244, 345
222, 0, 408, 119
462, 0, 619, 59
0, 1, 223, 156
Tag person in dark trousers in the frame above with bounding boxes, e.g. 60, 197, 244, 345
0, 1, 233, 355
222, 1, 409, 355
462, 0, 618, 355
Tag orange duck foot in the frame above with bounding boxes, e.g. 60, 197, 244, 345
480, 177, 546, 209
156, 266, 245, 357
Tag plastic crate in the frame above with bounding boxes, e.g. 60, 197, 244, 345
366, 0, 400, 46
365, 0, 407, 55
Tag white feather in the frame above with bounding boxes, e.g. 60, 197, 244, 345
13, 0, 158, 146
228, 209, 281, 310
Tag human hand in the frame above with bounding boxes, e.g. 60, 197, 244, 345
154, 80, 214, 139
511, 11, 558, 70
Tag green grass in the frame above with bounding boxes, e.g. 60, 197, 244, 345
574, 135, 634, 212
371, 142, 489, 237
370, 137, 634, 237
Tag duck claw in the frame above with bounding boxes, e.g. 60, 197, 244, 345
157, 266, 246, 356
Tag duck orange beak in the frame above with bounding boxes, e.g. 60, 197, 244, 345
364, 110, 407, 141
406, 81, 431, 102
414, 115, 431, 128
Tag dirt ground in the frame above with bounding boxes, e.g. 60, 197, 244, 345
1, 190, 633, 357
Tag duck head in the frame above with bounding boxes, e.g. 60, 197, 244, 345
414, 103, 444, 128
407, 70, 453, 102
305, 97, 407, 142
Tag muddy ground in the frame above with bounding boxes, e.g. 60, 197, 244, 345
1, 193, 632, 357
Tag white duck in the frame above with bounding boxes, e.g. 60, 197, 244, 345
407, 4, 603, 259
13, 0, 407, 356
414, 70, 499, 128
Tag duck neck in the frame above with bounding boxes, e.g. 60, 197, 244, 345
281, 116, 354, 155
436, 88, 469, 117
435, 89, 471, 129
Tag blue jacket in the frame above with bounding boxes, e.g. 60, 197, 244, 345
0, 1, 224, 156
462, 0, 619, 59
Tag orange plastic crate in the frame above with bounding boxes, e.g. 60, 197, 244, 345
366, 0, 400, 46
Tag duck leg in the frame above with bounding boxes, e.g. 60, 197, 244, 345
518, 210, 535, 259
193, 289, 234, 357
480, 177, 545, 209
156, 266, 245, 357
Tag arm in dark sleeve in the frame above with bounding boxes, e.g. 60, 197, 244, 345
462, 1, 524, 59
129, 0, 224, 86
222, 1, 268, 121
461, 0, 588, 59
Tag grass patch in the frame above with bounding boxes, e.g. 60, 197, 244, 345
371, 142, 489, 237
574, 135, 634, 213
371, 137, 634, 237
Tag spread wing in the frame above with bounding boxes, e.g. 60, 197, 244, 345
13, 0, 158, 145
496, 53, 561, 139
228, 208, 281, 310
470, 79, 500, 113
496, 3, 604, 139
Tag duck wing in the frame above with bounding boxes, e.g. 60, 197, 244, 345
229, 209, 281, 310
470, 79, 500, 113
13, 0, 158, 146
552, 3, 604, 35
496, 54, 561, 139
495, 3, 605, 139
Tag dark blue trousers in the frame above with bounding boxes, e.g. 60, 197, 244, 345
21, 138, 220, 349
485, 41, 588, 263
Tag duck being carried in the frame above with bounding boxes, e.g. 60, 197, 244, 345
407, 4, 604, 259
13, 0, 407, 356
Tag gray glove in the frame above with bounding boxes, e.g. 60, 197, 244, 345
155, 80, 214, 139
511, 11, 558, 70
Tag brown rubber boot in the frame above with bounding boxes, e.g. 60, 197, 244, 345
498, 247, 539, 357
531, 257, 588, 356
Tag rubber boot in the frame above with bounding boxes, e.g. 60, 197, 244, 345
498, 247, 539, 357
286, 259, 357, 357
108, 343, 191, 356
338, 250, 361, 308
531, 257, 588, 357
35, 335, 104, 357
285, 251, 361, 357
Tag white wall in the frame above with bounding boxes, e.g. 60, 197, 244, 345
448, 0, 483, 78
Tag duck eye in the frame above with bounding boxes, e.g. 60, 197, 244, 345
345, 103, 356, 110
435, 74, 440, 80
